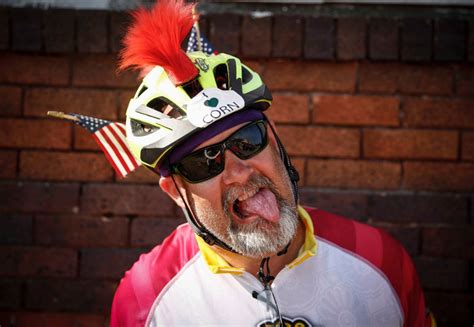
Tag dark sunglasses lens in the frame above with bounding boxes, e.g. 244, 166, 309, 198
229, 122, 267, 159
175, 144, 224, 182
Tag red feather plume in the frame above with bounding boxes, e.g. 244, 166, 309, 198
119, 0, 198, 85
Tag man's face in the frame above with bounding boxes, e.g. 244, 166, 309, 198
174, 121, 298, 259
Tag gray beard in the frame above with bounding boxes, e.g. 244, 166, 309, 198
195, 173, 298, 259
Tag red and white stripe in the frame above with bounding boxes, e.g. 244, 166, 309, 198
93, 122, 141, 178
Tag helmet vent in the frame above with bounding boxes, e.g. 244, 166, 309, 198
130, 119, 158, 136
182, 79, 203, 98
242, 66, 253, 84
147, 98, 184, 119
137, 85, 148, 97
214, 64, 229, 90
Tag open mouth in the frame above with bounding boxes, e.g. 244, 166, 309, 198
230, 188, 280, 224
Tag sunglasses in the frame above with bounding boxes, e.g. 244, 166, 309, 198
172, 120, 269, 183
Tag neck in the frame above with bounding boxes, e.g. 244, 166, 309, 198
212, 218, 305, 277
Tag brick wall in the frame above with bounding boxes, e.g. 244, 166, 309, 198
0, 4, 473, 326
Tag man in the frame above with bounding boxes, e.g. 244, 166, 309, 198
111, 1, 434, 326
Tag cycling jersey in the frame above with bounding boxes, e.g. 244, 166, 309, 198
110, 206, 434, 326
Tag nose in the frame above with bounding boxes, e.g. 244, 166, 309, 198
221, 149, 254, 185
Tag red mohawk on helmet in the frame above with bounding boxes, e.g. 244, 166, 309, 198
119, 0, 198, 85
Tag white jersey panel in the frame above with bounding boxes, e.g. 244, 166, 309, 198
149, 238, 403, 326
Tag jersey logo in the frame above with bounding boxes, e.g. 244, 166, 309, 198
258, 316, 312, 327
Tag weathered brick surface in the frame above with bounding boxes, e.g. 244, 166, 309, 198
131, 217, 186, 247
11, 8, 42, 52
434, 19, 467, 61
462, 131, 474, 160
414, 257, 469, 291
73, 125, 100, 151
110, 11, 129, 53
0, 182, 79, 214
401, 18, 432, 62
118, 90, 135, 120
264, 61, 357, 92
266, 94, 309, 124
278, 126, 359, 157
0, 151, 17, 179
72, 55, 138, 88
80, 248, 145, 278
422, 227, 474, 258
0, 280, 22, 309
273, 16, 303, 58
299, 189, 369, 220
307, 160, 401, 190
376, 225, 420, 257
313, 95, 399, 126
16, 312, 105, 327
116, 166, 160, 184
337, 17, 366, 60
0, 86, 22, 116
404, 162, 474, 191
0, 54, 69, 85
81, 184, 175, 216
209, 14, 240, 55
20, 151, 114, 182
36, 215, 129, 247
0, 119, 71, 150
424, 292, 474, 324
0, 215, 32, 245
359, 63, 399, 94
0, 247, 76, 277
24, 88, 118, 120
304, 17, 335, 60
241, 16, 271, 58
369, 193, 468, 224
43, 9, 75, 53
368, 18, 398, 60
363, 129, 458, 160
26, 280, 117, 313
403, 98, 474, 128
77, 10, 108, 53
456, 64, 474, 96
0, 8, 9, 50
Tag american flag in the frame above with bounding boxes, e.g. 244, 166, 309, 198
186, 25, 216, 54
71, 113, 141, 178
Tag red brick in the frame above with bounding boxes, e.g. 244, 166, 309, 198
26, 280, 116, 313
118, 90, 135, 121
81, 248, 145, 278
403, 162, 474, 191
43, 9, 75, 53
0, 246, 76, 277
241, 16, 271, 58
11, 8, 42, 52
375, 225, 419, 257
0, 119, 71, 150
266, 93, 310, 123
16, 312, 105, 327
278, 126, 359, 157
24, 88, 118, 120
414, 257, 469, 291
209, 14, 240, 55
364, 129, 458, 160
0, 215, 32, 244
0, 86, 21, 116
81, 184, 175, 216
313, 95, 399, 126
116, 165, 160, 183
304, 17, 335, 60
273, 16, 303, 58
299, 189, 369, 220
456, 64, 474, 96
110, 11, 129, 53
36, 215, 129, 247
0, 151, 17, 179
404, 98, 474, 128
423, 227, 474, 258
424, 292, 473, 324
0, 182, 79, 214
462, 131, 474, 160
0, 54, 69, 85
73, 55, 138, 88
0, 280, 22, 309
131, 217, 186, 247
434, 19, 466, 62
0, 8, 9, 50
369, 193, 468, 225
76, 10, 108, 53
73, 125, 100, 151
20, 151, 114, 182
307, 159, 401, 190
264, 61, 357, 92
368, 18, 399, 60
359, 63, 399, 93
401, 18, 432, 62
337, 17, 366, 60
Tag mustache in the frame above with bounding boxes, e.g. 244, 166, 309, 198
222, 174, 281, 214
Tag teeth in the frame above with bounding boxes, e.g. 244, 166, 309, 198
237, 188, 258, 202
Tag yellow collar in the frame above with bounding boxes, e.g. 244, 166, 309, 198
195, 206, 318, 275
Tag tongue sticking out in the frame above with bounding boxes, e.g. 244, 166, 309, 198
237, 188, 280, 223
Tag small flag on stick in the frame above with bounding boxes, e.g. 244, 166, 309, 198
47, 111, 141, 178
186, 25, 216, 55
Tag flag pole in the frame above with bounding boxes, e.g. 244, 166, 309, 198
47, 111, 80, 122
192, 6, 202, 52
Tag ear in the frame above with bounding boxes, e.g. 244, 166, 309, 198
159, 176, 186, 208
